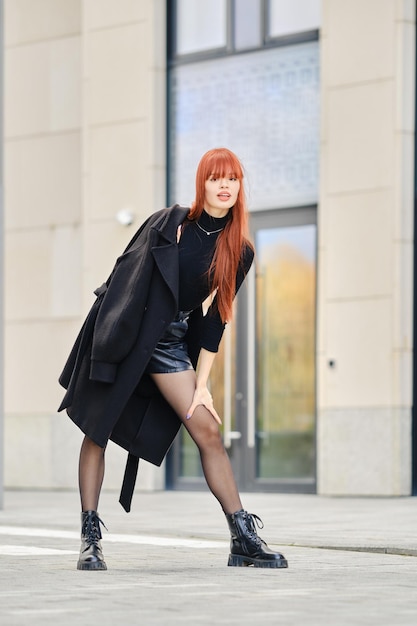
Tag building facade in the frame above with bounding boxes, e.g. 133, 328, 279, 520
2, 0, 416, 497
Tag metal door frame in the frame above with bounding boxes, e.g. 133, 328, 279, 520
233, 206, 318, 493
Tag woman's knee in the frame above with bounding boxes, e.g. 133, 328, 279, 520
191, 415, 224, 451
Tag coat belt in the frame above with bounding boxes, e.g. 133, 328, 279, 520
119, 453, 139, 513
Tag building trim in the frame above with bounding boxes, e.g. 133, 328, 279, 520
412, 0, 417, 495
0, 0, 4, 509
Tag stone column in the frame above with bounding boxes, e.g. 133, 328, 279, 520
3, 0, 167, 491
4, 0, 83, 488
317, 0, 415, 495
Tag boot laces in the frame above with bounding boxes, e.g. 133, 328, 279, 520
82, 514, 107, 547
244, 512, 264, 546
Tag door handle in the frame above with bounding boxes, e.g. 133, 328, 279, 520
223, 323, 233, 449
224, 430, 242, 447
247, 266, 256, 448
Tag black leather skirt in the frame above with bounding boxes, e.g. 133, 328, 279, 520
145, 311, 194, 374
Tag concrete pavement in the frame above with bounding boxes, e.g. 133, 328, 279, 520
0, 488, 416, 625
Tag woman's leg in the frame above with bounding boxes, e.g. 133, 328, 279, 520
78, 435, 106, 512
151, 370, 288, 568
150, 370, 242, 515
77, 435, 107, 570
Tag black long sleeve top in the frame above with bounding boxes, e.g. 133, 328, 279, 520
178, 209, 254, 352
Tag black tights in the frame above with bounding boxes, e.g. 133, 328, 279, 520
78, 370, 242, 515
78, 436, 106, 512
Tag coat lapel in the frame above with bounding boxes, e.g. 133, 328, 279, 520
150, 206, 189, 309
151, 242, 179, 308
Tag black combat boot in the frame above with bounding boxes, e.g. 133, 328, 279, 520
225, 509, 288, 568
77, 510, 107, 571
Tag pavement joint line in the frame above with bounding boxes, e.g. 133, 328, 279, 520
0, 582, 221, 597
0, 546, 79, 556
0, 525, 228, 549
8, 609, 88, 616
290, 543, 417, 557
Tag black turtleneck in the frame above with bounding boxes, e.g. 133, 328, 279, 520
178, 210, 254, 352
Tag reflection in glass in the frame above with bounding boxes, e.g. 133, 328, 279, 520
256, 225, 316, 480
269, 0, 321, 38
234, 0, 262, 50
176, 0, 227, 56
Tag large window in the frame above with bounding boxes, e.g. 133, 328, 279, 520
169, 42, 319, 210
168, 0, 320, 210
171, 0, 320, 58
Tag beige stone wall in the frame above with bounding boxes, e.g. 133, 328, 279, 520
4, 0, 166, 491
318, 0, 415, 494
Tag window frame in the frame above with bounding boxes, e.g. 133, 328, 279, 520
266, 0, 320, 44
168, 0, 319, 65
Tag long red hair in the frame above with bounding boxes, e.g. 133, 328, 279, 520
188, 148, 253, 323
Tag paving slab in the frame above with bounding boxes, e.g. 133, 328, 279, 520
0, 490, 416, 626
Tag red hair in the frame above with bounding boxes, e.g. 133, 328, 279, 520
188, 148, 253, 323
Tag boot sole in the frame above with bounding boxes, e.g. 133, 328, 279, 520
77, 560, 107, 571
228, 554, 288, 568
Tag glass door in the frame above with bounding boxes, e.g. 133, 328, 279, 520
256, 225, 316, 480
168, 208, 317, 493
232, 208, 317, 491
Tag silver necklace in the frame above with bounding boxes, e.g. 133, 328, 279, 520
195, 221, 225, 236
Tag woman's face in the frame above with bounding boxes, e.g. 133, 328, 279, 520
204, 175, 240, 216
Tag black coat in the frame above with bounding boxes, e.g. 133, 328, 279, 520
58, 203, 253, 511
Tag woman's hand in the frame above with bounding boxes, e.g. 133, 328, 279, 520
187, 348, 221, 424
186, 385, 222, 425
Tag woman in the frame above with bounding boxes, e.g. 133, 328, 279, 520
58, 147, 288, 571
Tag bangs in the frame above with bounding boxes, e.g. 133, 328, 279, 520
201, 148, 244, 181
192, 147, 247, 219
